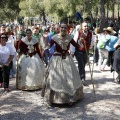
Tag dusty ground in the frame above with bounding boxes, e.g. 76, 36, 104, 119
0, 60, 120, 120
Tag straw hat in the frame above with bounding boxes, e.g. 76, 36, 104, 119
103, 28, 107, 31
106, 27, 113, 33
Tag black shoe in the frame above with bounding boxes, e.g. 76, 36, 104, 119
82, 80, 87, 86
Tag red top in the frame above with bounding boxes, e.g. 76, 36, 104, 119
77, 30, 92, 51
68, 25, 73, 34
50, 38, 80, 54
17, 40, 42, 58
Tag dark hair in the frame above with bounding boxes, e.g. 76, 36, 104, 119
0, 33, 8, 40
60, 21, 68, 28
1, 24, 6, 27
106, 30, 111, 34
33, 26, 39, 30
44, 27, 49, 32
26, 29, 32, 33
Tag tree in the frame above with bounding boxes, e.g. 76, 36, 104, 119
99, 0, 106, 31
0, 0, 20, 21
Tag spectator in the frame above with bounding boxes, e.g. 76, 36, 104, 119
0, 33, 14, 92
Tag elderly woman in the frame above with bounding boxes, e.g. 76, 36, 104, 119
0, 33, 14, 91
16, 29, 45, 90
42, 22, 83, 105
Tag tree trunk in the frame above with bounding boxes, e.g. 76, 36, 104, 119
112, 2, 115, 22
118, 4, 119, 18
42, 9, 46, 25
95, 6, 98, 19
106, 3, 109, 19
99, 0, 105, 32
90, 11, 93, 25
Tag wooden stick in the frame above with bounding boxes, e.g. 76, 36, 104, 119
83, 40, 96, 97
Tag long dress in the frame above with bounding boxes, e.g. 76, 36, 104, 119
16, 37, 45, 90
44, 34, 83, 104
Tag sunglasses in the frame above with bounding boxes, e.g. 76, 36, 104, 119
1, 37, 6, 39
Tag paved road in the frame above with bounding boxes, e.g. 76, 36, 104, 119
0, 60, 120, 120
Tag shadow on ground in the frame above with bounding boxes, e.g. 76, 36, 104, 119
0, 69, 120, 120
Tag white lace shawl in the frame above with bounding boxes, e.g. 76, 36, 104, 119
21, 37, 38, 54
52, 34, 73, 50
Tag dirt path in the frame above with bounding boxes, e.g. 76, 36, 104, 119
0, 63, 120, 120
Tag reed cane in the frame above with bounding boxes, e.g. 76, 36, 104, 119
83, 39, 96, 97
16, 52, 19, 89
91, 42, 97, 79
91, 35, 99, 79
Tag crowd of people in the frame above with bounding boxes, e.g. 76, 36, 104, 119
0, 19, 120, 106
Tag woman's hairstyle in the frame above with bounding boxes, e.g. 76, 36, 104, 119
32, 26, 39, 30
26, 29, 32, 33
6, 27, 12, 35
0, 33, 8, 39
94, 27, 100, 34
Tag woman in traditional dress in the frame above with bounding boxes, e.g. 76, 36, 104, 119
42, 23, 83, 105
16, 29, 45, 90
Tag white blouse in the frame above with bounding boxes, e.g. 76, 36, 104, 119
0, 43, 14, 64
7, 35, 16, 52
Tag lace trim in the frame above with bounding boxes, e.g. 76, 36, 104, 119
52, 34, 72, 50
21, 37, 38, 54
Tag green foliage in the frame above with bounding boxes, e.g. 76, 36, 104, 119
0, 0, 20, 21
0, 0, 118, 23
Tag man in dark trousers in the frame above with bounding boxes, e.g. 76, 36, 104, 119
71, 21, 92, 85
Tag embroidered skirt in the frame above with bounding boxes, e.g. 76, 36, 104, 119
16, 54, 45, 90
44, 55, 83, 104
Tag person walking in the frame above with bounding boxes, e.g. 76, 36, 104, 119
40, 27, 49, 67
43, 22, 83, 105
71, 21, 92, 85
105, 27, 118, 69
16, 29, 45, 90
97, 28, 110, 71
0, 33, 14, 92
